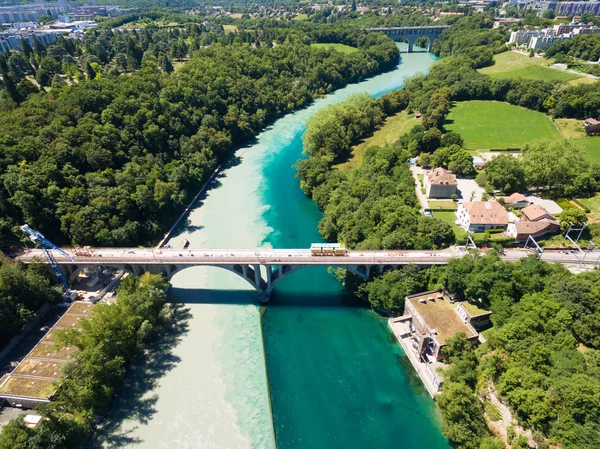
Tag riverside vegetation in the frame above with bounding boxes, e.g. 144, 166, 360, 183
0, 21, 398, 247
0, 273, 173, 448
359, 254, 600, 449
297, 16, 600, 252
0, 257, 61, 347
296, 15, 600, 449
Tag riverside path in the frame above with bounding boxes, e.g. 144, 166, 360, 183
15, 247, 598, 301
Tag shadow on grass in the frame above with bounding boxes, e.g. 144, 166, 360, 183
87, 304, 191, 448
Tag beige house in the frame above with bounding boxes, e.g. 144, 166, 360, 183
456, 201, 509, 232
520, 205, 555, 222
424, 167, 457, 199
502, 193, 530, 208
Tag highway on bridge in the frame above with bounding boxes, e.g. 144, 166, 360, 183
14, 247, 600, 267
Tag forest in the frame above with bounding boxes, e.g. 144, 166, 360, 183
357, 253, 600, 449
0, 24, 399, 246
0, 273, 172, 448
0, 257, 61, 347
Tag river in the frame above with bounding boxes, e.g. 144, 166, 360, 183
90, 43, 450, 449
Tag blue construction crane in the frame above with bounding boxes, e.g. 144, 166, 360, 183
19, 224, 74, 289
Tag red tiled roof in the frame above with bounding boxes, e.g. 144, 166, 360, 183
463, 201, 508, 225
521, 205, 553, 221
427, 168, 457, 186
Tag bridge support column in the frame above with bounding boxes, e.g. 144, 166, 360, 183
257, 290, 270, 303
253, 264, 261, 287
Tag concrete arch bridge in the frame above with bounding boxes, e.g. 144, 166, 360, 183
16, 247, 593, 302
367, 26, 450, 53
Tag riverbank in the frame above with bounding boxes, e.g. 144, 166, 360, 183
91, 43, 449, 449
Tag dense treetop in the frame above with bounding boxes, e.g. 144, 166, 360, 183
0, 257, 61, 347
0, 27, 398, 247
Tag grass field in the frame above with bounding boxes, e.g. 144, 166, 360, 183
445, 101, 562, 149
223, 24, 238, 33
293, 13, 308, 20
555, 118, 586, 139
310, 43, 358, 54
576, 194, 600, 223
433, 211, 465, 240
428, 200, 457, 210
479, 51, 581, 82
556, 198, 578, 211
574, 137, 600, 164
568, 77, 598, 86
336, 110, 419, 171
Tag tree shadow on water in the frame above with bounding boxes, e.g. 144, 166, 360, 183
87, 304, 191, 448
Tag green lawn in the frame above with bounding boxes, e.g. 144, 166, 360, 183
487, 65, 580, 83
556, 198, 578, 211
573, 137, 600, 165
428, 200, 457, 210
432, 211, 464, 240
310, 43, 358, 54
223, 24, 238, 33
335, 110, 419, 171
479, 51, 580, 83
576, 193, 600, 223
445, 101, 562, 150
293, 13, 308, 21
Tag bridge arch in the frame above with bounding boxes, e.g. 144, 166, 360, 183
60, 262, 379, 303
367, 26, 450, 53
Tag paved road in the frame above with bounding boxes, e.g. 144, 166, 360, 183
14, 248, 600, 267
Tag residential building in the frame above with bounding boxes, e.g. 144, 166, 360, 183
507, 219, 561, 242
424, 167, 458, 199
521, 204, 555, 222
509, 23, 600, 50
584, 118, 600, 135
558, 1, 600, 17
503, 192, 530, 208
507, 204, 560, 241
456, 201, 509, 232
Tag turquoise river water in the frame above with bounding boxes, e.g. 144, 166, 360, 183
90, 44, 450, 449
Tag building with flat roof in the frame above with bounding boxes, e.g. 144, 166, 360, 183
404, 291, 480, 362
389, 290, 489, 395
0, 302, 94, 409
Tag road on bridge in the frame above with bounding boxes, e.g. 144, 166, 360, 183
14, 247, 599, 268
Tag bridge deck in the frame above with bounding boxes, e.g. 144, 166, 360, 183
14, 248, 597, 267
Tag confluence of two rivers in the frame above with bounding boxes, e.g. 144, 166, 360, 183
91, 43, 451, 449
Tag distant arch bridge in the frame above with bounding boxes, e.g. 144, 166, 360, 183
367, 26, 450, 53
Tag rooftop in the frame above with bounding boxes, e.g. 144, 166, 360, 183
462, 201, 508, 225
521, 204, 553, 221
504, 192, 528, 204
0, 302, 94, 401
406, 292, 477, 345
514, 219, 560, 235
427, 167, 457, 186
